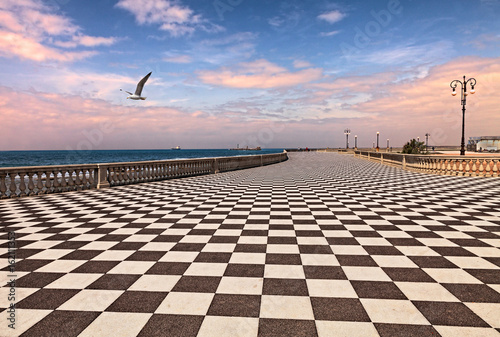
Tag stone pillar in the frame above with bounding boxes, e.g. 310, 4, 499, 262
97, 165, 110, 189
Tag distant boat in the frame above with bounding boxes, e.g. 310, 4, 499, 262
171, 146, 181, 150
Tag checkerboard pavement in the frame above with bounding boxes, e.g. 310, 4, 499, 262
1, 152, 499, 336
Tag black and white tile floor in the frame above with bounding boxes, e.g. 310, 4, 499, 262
1, 152, 499, 336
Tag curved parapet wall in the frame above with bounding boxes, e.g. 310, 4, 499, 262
0, 152, 288, 198
354, 151, 500, 177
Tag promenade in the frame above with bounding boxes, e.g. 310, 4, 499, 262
1, 152, 499, 336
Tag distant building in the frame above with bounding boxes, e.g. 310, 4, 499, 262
468, 136, 500, 152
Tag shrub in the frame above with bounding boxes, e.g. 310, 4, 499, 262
402, 139, 427, 154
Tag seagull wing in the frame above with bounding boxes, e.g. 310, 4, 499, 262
120, 89, 134, 95
134, 72, 152, 96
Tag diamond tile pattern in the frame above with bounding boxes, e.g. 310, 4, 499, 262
1, 152, 500, 336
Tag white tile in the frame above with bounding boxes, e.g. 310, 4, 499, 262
264, 265, 305, 279
361, 299, 429, 324
300, 254, 339, 266
395, 282, 459, 302
216, 277, 263, 295
108, 261, 155, 274
158, 251, 199, 262
315, 321, 378, 337
0, 309, 51, 337
129, 275, 181, 292
423, 268, 482, 284
396, 246, 440, 256
297, 237, 329, 245
35, 260, 86, 273
266, 245, 300, 254
58, 290, 123, 311
79, 312, 151, 337
330, 245, 368, 255
342, 267, 391, 281
155, 292, 213, 315
197, 316, 259, 337
45, 273, 102, 289
260, 295, 314, 319
122, 234, 156, 242
237, 237, 267, 244
445, 256, 498, 269
184, 263, 227, 276
80, 241, 118, 250
465, 247, 500, 257
306, 279, 357, 298
355, 237, 391, 246
229, 253, 266, 264
26, 249, 72, 260
202, 243, 236, 252
372, 255, 419, 268
434, 326, 500, 337
92, 250, 134, 261
465, 303, 500, 328
416, 238, 457, 247
138, 242, 175, 251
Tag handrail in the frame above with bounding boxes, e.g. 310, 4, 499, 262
0, 152, 288, 198
354, 151, 500, 177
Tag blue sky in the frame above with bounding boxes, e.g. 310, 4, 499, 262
0, 0, 499, 150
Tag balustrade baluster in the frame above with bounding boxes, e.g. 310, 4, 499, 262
67, 170, 75, 189
493, 160, 499, 177
484, 160, 492, 177
60, 170, 68, 191
9, 173, 18, 197
471, 160, 477, 176
18, 172, 27, 197
477, 160, 484, 176
25, 172, 34, 195
74, 170, 81, 190
0, 173, 7, 198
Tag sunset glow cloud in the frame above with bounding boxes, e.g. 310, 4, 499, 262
0, 0, 116, 62
198, 59, 323, 89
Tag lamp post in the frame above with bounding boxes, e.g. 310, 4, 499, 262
376, 132, 380, 152
354, 135, 358, 150
344, 128, 351, 149
450, 75, 476, 155
425, 133, 430, 151
387, 139, 389, 151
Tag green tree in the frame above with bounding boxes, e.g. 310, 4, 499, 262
402, 139, 427, 154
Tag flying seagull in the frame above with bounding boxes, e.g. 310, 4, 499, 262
120, 72, 152, 100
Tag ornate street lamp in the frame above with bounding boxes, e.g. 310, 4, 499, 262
387, 139, 389, 150
344, 129, 351, 149
354, 135, 358, 150
425, 133, 430, 151
450, 76, 476, 155
376, 132, 380, 152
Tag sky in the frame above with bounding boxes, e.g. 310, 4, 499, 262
0, 0, 499, 151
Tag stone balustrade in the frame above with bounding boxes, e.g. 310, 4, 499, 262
0, 164, 98, 198
354, 151, 500, 177
0, 152, 288, 198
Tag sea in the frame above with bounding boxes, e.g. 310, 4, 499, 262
0, 149, 285, 168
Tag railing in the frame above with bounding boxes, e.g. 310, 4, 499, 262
0, 152, 288, 198
354, 151, 500, 177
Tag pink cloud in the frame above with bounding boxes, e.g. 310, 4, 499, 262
198, 59, 323, 89
163, 54, 192, 63
0, 0, 116, 62
0, 31, 97, 62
